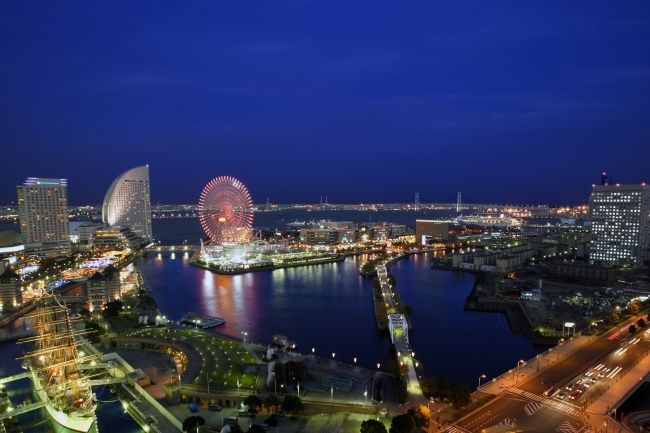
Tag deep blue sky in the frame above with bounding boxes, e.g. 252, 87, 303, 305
2, 2, 649, 206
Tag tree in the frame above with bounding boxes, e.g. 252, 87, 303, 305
637, 318, 646, 328
360, 419, 388, 433
281, 394, 304, 415
420, 376, 438, 398
182, 416, 205, 432
376, 304, 388, 324
103, 299, 123, 317
437, 378, 450, 399
629, 324, 637, 334
264, 394, 281, 412
605, 313, 619, 325
248, 425, 266, 433
78, 308, 90, 318
386, 360, 408, 378
389, 414, 415, 433
449, 383, 471, 409
407, 404, 430, 428
244, 395, 262, 410
396, 305, 414, 316
84, 321, 105, 341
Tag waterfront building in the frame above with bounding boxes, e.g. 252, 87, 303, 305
299, 227, 359, 245
103, 264, 121, 300
548, 262, 615, 282
17, 177, 71, 257
589, 183, 650, 268
72, 222, 106, 252
93, 226, 144, 251
368, 222, 407, 241
415, 220, 449, 245
102, 166, 152, 242
88, 272, 109, 311
0, 230, 24, 257
0, 266, 22, 309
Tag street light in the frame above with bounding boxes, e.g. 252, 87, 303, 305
477, 374, 486, 404
517, 360, 524, 383
242, 331, 247, 342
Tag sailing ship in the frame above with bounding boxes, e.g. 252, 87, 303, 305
17, 293, 102, 432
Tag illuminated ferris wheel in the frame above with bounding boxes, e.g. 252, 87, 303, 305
198, 176, 253, 244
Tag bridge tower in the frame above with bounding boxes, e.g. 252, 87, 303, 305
457, 192, 462, 212
415, 192, 419, 211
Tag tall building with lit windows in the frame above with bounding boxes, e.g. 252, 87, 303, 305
589, 183, 650, 268
17, 178, 70, 244
102, 166, 152, 242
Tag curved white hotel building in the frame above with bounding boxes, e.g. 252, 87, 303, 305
102, 166, 153, 242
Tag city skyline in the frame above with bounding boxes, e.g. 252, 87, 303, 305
2, 3, 650, 205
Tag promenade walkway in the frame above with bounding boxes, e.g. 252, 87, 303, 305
376, 261, 427, 405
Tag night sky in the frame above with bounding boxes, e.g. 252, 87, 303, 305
2, 2, 649, 206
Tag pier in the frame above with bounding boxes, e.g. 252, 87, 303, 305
375, 258, 424, 402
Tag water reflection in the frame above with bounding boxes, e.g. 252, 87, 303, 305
135, 252, 544, 388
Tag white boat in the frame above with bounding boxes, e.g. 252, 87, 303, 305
559, 218, 576, 225
455, 214, 521, 228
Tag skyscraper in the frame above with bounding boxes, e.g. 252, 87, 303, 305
102, 166, 152, 242
17, 177, 70, 244
589, 183, 650, 268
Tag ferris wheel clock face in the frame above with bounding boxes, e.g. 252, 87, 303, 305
198, 176, 253, 244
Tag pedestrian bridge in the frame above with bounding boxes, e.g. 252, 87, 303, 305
0, 372, 30, 384
143, 245, 198, 253
0, 330, 36, 342
0, 400, 48, 420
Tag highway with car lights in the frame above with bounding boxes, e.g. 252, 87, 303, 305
449, 315, 650, 433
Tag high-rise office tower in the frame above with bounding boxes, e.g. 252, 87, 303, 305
17, 178, 70, 244
102, 166, 152, 242
589, 183, 650, 268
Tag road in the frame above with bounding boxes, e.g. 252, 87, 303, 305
451, 396, 589, 433
451, 313, 649, 433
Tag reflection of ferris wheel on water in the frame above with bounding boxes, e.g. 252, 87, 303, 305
198, 176, 253, 244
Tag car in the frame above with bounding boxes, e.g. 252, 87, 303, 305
585, 370, 594, 377
566, 384, 575, 390
273, 411, 285, 417
590, 378, 597, 383
225, 416, 238, 425
238, 410, 249, 417
208, 404, 222, 411
556, 392, 566, 400
188, 403, 198, 412
264, 416, 278, 427
251, 424, 270, 431
569, 391, 579, 400
598, 372, 605, 378
248, 407, 259, 414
